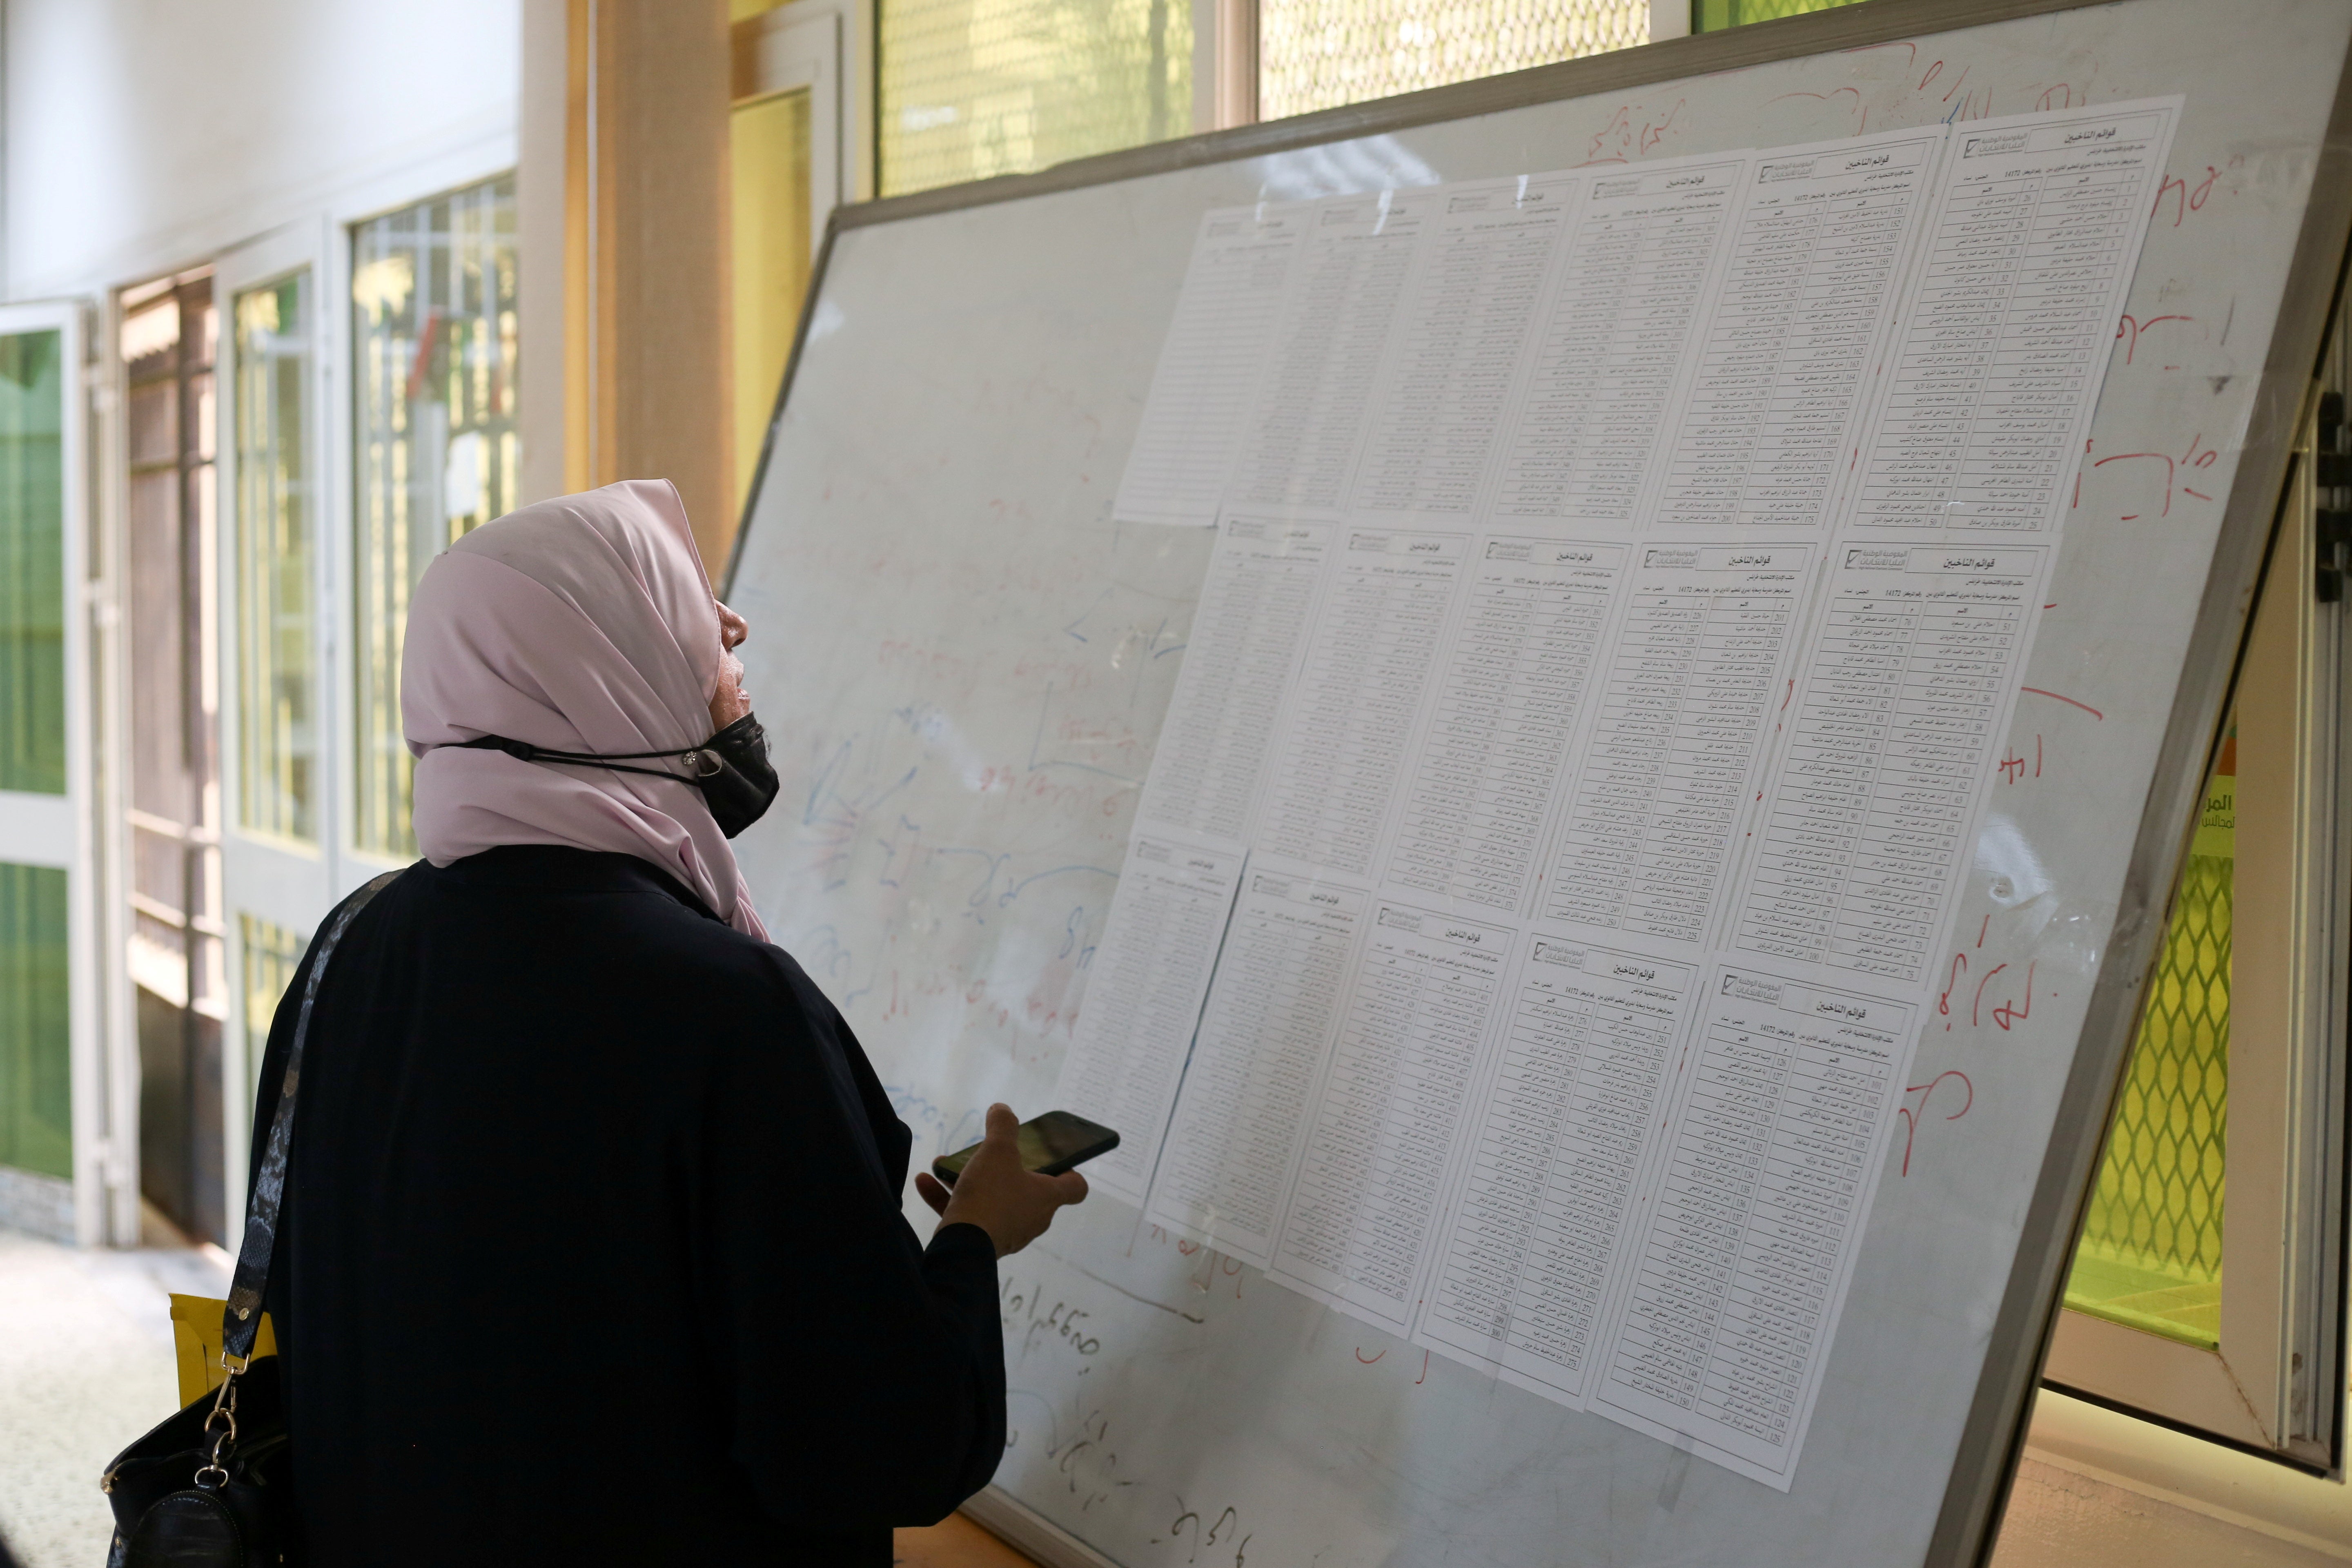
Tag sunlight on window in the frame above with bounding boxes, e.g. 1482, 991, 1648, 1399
350, 179, 519, 858
1259, 0, 1646, 120
880, 0, 1192, 196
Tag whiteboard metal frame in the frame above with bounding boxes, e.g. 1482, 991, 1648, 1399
2277, 326, 2350, 1464
729, 2, 2352, 1559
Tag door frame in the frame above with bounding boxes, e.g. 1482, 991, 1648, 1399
741, 0, 853, 219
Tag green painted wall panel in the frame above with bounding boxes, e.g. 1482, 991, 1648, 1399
0, 329, 65, 796
0, 861, 70, 1179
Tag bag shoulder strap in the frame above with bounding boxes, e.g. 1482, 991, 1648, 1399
222, 869, 405, 1362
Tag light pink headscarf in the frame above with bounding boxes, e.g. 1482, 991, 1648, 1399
402, 479, 769, 940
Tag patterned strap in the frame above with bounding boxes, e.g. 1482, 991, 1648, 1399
222, 870, 404, 1361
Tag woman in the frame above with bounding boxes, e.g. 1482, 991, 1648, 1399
247, 480, 1085, 1564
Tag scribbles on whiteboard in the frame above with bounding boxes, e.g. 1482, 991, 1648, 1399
1591, 968, 1913, 1491
1734, 545, 2049, 984
1844, 100, 2180, 535
1652, 130, 1943, 531
1149, 872, 1368, 1267
1053, 833, 1244, 1205
1114, 205, 1308, 527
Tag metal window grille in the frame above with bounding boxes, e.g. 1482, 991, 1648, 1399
1258, 0, 1648, 121
879, 0, 1193, 196
2066, 799, 2232, 1348
1691, 0, 1866, 29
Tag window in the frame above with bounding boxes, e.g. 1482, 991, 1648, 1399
238, 914, 306, 1089
351, 177, 520, 859
1690, 0, 1864, 28
1258, 0, 1646, 120
869, 0, 1884, 200
232, 272, 316, 844
878, 0, 1192, 196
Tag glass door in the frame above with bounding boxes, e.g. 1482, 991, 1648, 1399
216, 226, 334, 1225
0, 303, 98, 1245
116, 272, 234, 1248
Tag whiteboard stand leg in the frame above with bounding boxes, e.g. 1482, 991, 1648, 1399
960, 1485, 1125, 1568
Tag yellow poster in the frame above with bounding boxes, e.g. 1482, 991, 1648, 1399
2192, 731, 2234, 860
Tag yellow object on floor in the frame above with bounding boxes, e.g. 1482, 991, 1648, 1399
167, 1295, 275, 1407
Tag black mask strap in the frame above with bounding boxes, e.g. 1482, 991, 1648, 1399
450, 733, 725, 783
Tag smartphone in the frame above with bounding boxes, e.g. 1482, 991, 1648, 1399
931, 1110, 1120, 1187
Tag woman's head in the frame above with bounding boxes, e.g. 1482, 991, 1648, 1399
400, 480, 769, 938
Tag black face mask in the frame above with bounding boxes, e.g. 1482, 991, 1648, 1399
454, 713, 781, 838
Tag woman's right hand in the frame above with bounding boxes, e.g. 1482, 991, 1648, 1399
913, 1103, 1088, 1258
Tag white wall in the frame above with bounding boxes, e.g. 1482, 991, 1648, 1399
7, 0, 521, 299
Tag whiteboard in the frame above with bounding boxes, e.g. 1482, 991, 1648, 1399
725, 2, 2352, 1562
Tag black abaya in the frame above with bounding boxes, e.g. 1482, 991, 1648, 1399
246, 844, 1003, 1566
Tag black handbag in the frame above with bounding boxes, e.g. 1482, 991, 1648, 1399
98, 871, 402, 1568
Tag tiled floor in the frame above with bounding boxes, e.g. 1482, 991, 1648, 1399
0, 1226, 228, 1568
